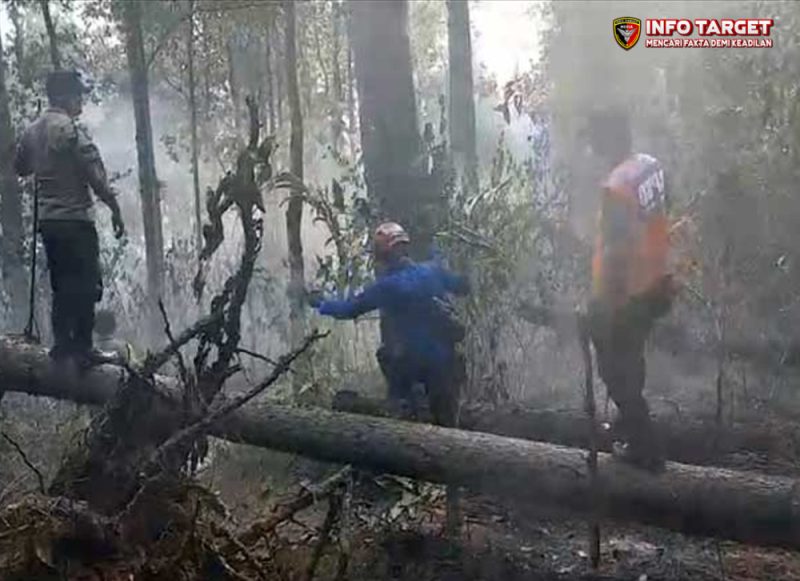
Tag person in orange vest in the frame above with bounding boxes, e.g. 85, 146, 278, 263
586, 107, 678, 471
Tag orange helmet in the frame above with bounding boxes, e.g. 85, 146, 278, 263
373, 222, 410, 260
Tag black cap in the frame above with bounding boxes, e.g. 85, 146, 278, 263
46, 70, 90, 100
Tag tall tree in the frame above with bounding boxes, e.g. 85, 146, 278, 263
39, 0, 61, 69
186, 0, 202, 251
446, 0, 478, 192
345, 6, 357, 155
276, 23, 284, 132
0, 17, 25, 328
265, 19, 276, 135
284, 0, 306, 355
349, 0, 429, 253
9, 2, 30, 88
201, 12, 212, 124
330, 0, 344, 155
122, 0, 164, 338
227, 36, 242, 138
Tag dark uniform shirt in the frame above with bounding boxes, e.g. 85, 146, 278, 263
15, 107, 114, 222
316, 260, 469, 368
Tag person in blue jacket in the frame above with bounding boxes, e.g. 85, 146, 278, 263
309, 222, 470, 428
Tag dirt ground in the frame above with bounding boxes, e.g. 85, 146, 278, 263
261, 473, 800, 581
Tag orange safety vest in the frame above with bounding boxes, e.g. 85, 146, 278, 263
591, 153, 670, 308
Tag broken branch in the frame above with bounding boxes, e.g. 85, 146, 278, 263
240, 466, 351, 547
157, 299, 190, 385
144, 309, 224, 376
146, 330, 328, 475
305, 492, 342, 581
1, 430, 45, 494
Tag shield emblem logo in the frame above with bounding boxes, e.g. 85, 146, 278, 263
613, 17, 641, 50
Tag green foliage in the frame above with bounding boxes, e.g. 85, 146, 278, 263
434, 123, 568, 402
303, 162, 373, 298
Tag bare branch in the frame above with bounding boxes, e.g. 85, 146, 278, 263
1, 430, 45, 494
158, 299, 190, 385
146, 330, 328, 475
305, 492, 342, 581
240, 466, 351, 546
235, 347, 281, 368
211, 521, 269, 581
143, 309, 224, 375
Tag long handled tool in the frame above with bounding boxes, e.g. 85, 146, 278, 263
23, 99, 42, 343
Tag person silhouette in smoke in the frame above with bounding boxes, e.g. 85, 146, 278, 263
585, 107, 679, 471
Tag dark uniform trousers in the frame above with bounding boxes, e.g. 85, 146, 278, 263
39, 220, 102, 355
587, 278, 674, 458
377, 345, 464, 429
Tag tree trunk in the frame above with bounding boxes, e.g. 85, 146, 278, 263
344, 5, 357, 155
122, 0, 165, 340
9, 2, 29, 88
297, 7, 312, 119
284, 0, 306, 370
187, 0, 201, 252
330, 0, 344, 155
446, 0, 478, 192
349, 0, 432, 253
3, 335, 800, 550
201, 13, 212, 124
0, 19, 26, 330
265, 19, 276, 136
331, 391, 799, 470
227, 37, 242, 139
39, 0, 61, 70
276, 24, 284, 133
312, 2, 330, 100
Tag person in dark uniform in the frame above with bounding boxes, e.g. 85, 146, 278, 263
310, 222, 469, 429
309, 221, 469, 534
15, 70, 125, 365
586, 107, 678, 471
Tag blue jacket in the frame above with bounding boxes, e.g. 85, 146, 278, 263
316, 260, 469, 366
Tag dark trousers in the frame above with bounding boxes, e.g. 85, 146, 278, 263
39, 220, 102, 355
588, 280, 673, 458
377, 346, 463, 428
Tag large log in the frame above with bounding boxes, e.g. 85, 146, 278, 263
2, 336, 800, 549
331, 391, 799, 469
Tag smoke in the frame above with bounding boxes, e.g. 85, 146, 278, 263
80, 83, 373, 379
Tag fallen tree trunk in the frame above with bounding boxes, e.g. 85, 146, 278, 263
3, 336, 800, 549
331, 391, 799, 468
